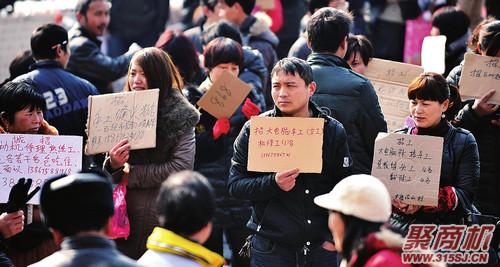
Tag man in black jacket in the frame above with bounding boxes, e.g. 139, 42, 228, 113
66, 0, 140, 94
228, 57, 351, 266
306, 7, 387, 175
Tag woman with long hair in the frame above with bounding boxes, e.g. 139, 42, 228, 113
104, 47, 200, 259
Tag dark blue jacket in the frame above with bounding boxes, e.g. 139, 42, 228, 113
14, 60, 98, 137
228, 102, 351, 248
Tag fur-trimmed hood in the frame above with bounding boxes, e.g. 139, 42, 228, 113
128, 89, 200, 164
0, 119, 58, 135
240, 15, 279, 48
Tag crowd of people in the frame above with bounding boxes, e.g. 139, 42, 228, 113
0, 0, 499, 266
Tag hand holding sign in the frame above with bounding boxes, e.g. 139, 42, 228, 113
275, 168, 300, 192
472, 89, 499, 117
109, 139, 131, 170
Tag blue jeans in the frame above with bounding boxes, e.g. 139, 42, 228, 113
250, 235, 338, 267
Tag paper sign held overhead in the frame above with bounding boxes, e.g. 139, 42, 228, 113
371, 133, 443, 206
421, 35, 446, 74
459, 53, 500, 105
0, 134, 83, 204
365, 58, 424, 131
86, 89, 159, 155
248, 117, 324, 173
197, 70, 252, 119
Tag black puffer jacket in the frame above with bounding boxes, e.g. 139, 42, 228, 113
390, 123, 480, 234
448, 62, 500, 217
228, 102, 351, 248
308, 53, 387, 174
240, 47, 267, 111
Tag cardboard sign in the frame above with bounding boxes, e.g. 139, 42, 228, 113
0, 134, 82, 204
248, 117, 324, 173
459, 53, 500, 104
371, 133, 443, 206
256, 0, 275, 9
421, 35, 446, 74
86, 89, 159, 155
197, 70, 252, 119
365, 58, 424, 131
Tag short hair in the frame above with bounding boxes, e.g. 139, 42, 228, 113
479, 20, 500, 56
306, 7, 353, 53
0, 80, 45, 126
156, 30, 202, 84
40, 171, 114, 236
407, 72, 461, 120
125, 47, 183, 99
271, 57, 313, 85
31, 23, 68, 60
344, 34, 373, 66
432, 7, 470, 45
9, 50, 34, 79
157, 171, 215, 237
201, 0, 218, 11
75, 0, 108, 15
222, 0, 255, 15
201, 20, 243, 46
203, 37, 244, 70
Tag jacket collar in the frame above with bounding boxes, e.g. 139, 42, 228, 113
61, 235, 115, 250
269, 100, 326, 119
307, 52, 351, 70
30, 60, 63, 71
71, 25, 102, 47
146, 227, 224, 267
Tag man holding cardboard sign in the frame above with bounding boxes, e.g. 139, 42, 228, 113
228, 58, 351, 266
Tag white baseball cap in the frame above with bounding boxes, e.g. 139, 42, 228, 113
314, 174, 392, 223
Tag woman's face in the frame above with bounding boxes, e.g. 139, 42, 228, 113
128, 62, 149, 91
409, 99, 449, 128
347, 52, 368, 75
209, 63, 239, 82
328, 211, 345, 252
6, 107, 44, 134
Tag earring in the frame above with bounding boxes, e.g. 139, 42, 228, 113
441, 113, 446, 118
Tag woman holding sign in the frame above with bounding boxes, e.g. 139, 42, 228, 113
104, 47, 200, 259
185, 37, 261, 266
390, 72, 480, 234
0, 80, 59, 266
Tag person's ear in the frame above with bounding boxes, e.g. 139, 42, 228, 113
442, 99, 450, 112
50, 228, 65, 246
308, 81, 317, 96
0, 111, 10, 129
76, 12, 85, 25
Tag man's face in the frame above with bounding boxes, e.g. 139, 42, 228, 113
216, 0, 240, 25
271, 71, 315, 117
78, 0, 110, 37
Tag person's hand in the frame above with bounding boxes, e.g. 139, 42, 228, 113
472, 89, 499, 117
242, 98, 261, 119
0, 211, 24, 238
109, 139, 131, 170
212, 118, 230, 140
393, 199, 421, 214
5, 178, 40, 213
275, 168, 300, 192
321, 241, 336, 252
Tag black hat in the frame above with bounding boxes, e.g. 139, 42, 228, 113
40, 172, 114, 235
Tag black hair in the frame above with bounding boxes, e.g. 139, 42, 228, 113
222, 0, 255, 15
271, 57, 314, 85
0, 80, 45, 125
200, 0, 218, 11
201, 20, 243, 46
1, 50, 35, 87
432, 7, 470, 45
344, 34, 373, 66
157, 30, 202, 84
338, 213, 383, 263
306, 7, 353, 53
31, 23, 68, 60
309, 0, 331, 14
407, 72, 461, 120
203, 37, 243, 70
156, 171, 215, 237
75, 0, 108, 15
40, 171, 114, 236
479, 20, 500, 56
